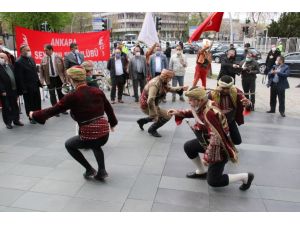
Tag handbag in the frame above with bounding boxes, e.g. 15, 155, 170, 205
79, 116, 109, 141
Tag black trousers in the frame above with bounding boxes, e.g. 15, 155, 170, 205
110, 75, 125, 101
23, 89, 41, 116
65, 135, 109, 171
184, 138, 229, 187
270, 84, 285, 113
0, 91, 20, 125
242, 78, 256, 106
228, 121, 242, 145
132, 75, 146, 100
48, 76, 64, 106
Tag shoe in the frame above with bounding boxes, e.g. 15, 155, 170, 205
137, 119, 145, 131
280, 112, 286, 117
118, 100, 124, 103
13, 121, 24, 126
55, 114, 60, 117
61, 111, 68, 115
172, 96, 176, 102
29, 119, 37, 124
135, 99, 139, 103
83, 168, 97, 179
6, 124, 13, 129
148, 130, 162, 137
186, 171, 207, 179
239, 172, 254, 191
94, 169, 108, 181
266, 110, 275, 113
296, 84, 300, 88
179, 97, 185, 102
111, 100, 116, 104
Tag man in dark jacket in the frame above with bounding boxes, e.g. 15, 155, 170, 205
14, 45, 42, 123
239, 52, 259, 111
164, 42, 172, 65
129, 46, 147, 102
266, 56, 290, 117
265, 45, 281, 75
0, 53, 24, 129
217, 49, 240, 83
64, 43, 84, 70
107, 48, 128, 104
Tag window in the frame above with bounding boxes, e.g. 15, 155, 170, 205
285, 54, 300, 60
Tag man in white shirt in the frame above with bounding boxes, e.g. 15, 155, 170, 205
169, 45, 187, 102
107, 48, 128, 104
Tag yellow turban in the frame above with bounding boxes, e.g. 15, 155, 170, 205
185, 87, 206, 100
66, 66, 86, 81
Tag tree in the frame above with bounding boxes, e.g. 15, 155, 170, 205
246, 12, 279, 37
268, 12, 300, 37
0, 12, 72, 32
188, 12, 208, 27
69, 13, 93, 33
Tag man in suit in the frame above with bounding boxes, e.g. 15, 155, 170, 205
149, 44, 168, 78
128, 46, 147, 102
0, 53, 24, 129
40, 44, 67, 116
64, 43, 84, 70
107, 48, 128, 104
14, 45, 42, 124
267, 55, 290, 117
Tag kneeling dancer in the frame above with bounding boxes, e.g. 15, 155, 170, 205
168, 87, 254, 190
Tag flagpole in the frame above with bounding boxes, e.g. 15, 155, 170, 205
209, 31, 217, 51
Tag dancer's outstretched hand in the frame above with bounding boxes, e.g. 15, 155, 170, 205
182, 86, 189, 91
167, 109, 179, 116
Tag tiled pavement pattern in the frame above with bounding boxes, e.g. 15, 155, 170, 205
0, 57, 300, 212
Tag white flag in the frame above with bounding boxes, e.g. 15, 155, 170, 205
138, 12, 159, 47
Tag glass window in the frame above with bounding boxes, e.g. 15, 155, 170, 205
285, 54, 300, 60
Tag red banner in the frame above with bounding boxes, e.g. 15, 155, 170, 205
15, 26, 110, 64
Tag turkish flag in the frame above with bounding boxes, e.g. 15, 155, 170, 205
189, 12, 224, 42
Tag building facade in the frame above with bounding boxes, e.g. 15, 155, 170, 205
93, 12, 189, 41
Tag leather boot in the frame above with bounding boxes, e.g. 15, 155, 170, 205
137, 117, 153, 131
148, 118, 169, 138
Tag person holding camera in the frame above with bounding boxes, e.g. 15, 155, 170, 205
239, 52, 259, 111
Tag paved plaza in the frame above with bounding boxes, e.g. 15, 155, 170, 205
0, 56, 300, 212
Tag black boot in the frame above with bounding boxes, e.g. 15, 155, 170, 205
148, 118, 169, 138
137, 117, 153, 131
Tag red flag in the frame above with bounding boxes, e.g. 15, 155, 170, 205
189, 12, 224, 42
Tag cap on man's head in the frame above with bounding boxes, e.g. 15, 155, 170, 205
66, 66, 86, 81
185, 87, 206, 100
